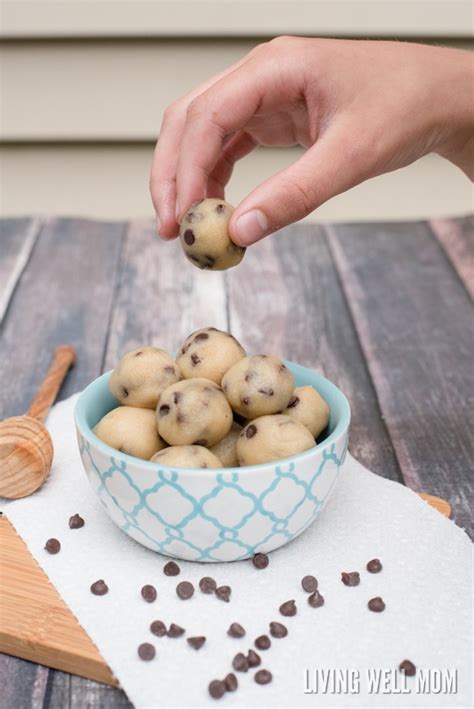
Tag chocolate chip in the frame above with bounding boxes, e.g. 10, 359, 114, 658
141, 584, 157, 603
164, 365, 176, 374
150, 620, 167, 637
163, 560, 180, 576
245, 424, 257, 439
159, 404, 170, 415
199, 576, 217, 594
368, 596, 385, 612
194, 333, 209, 342
279, 599, 296, 617
287, 395, 299, 408
399, 660, 416, 676
215, 585, 231, 602
258, 387, 274, 396
367, 558, 383, 573
68, 514, 84, 529
187, 636, 206, 650
228, 622, 245, 638
216, 203, 226, 214
176, 411, 185, 424
269, 622, 287, 638
255, 635, 271, 650
173, 392, 181, 404
176, 581, 194, 600
202, 255, 215, 269
341, 571, 360, 586
301, 575, 318, 593
252, 552, 269, 569
121, 386, 129, 398
190, 353, 200, 366
45, 538, 60, 554
242, 397, 250, 406
138, 642, 155, 661
247, 649, 261, 667
167, 623, 185, 638
194, 438, 207, 446
90, 579, 109, 596
184, 229, 195, 245
308, 591, 325, 608
208, 680, 226, 699
232, 652, 249, 672
135, 350, 143, 356
224, 673, 238, 692
255, 669, 272, 685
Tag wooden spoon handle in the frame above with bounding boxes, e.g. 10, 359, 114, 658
27, 345, 76, 422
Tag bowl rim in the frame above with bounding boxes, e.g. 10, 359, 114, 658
74, 360, 351, 475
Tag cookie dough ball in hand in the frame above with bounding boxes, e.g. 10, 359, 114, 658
179, 198, 245, 271
150, 445, 222, 469
109, 346, 181, 409
209, 422, 242, 467
237, 415, 315, 466
157, 378, 232, 447
283, 386, 330, 438
94, 406, 166, 460
176, 327, 245, 384
222, 355, 294, 418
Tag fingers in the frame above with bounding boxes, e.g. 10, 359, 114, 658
206, 130, 259, 199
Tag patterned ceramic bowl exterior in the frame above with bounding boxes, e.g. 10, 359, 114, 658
74, 362, 350, 562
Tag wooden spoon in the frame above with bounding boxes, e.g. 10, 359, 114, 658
0, 345, 76, 499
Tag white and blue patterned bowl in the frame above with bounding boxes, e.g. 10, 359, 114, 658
74, 362, 350, 562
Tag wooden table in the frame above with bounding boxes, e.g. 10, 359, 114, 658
1, 215, 472, 708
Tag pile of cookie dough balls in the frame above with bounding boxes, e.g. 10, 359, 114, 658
93, 327, 330, 469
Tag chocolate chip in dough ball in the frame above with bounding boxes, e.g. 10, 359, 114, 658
179, 198, 245, 271
157, 378, 232, 446
237, 415, 315, 466
150, 445, 222, 469
283, 386, 329, 438
176, 327, 245, 384
94, 406, 166, 460
222, 355, 294, 418
109, 346, 181, 409
209, 422, 242, 467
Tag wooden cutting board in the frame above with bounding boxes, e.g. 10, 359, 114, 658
0, 493, 451, 686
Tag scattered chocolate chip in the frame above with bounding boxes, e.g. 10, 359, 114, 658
308, 591, 325, 608
258, 387, 274, 396
301, 575, 318, 593
176, 581, 194, 600
190, 353, 201, 366
141, 584, 157, 603
252, 553, 269, 569
228, 622, 245, 638
194, 333, 209, 342
279, 599, 296, 617
167, 623, 185, 638
367, 558, 383, 573
187, 636, 206, 650
159, 404, 170, 416
247, 649, 261, 668
255, 635, 271, 650
194, 438, 207, 446
368, 596, 386, 612
68, 514, 84, 529
269, 622, 287, 638
232, 652, 249, 672
150, 620, 167, 637
199, 576, 217, 594
163, 560, 180, 576
45, 538, 60, 554
245, 424, 257, 439
287, 395, 299, 408
224, 673, 238, 692
341, 571, 360, 586
90, 579, 109, 596
184, 229, 195, 245
399, 660, 416, 676
138, 642, 155, 661
208, 680, 226, 699
215, 585, 231, 602
255, 669, 272, 685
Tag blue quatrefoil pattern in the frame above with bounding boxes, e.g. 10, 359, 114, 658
78, 432, 348, 562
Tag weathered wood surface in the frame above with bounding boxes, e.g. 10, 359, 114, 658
1, 214, 472, 708
430, 215, 474, 299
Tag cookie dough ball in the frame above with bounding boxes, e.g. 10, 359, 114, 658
222, 355, 294, 418
157, 378, 232, 447
283, 386, 330, 438
94, 406, 166, 460
209, 422, 242, 467
179, 198, 245, 271
109, 346, 181, 409
237, 415, 315, 466
176, 327, 245, 384
150, 445, 222, 469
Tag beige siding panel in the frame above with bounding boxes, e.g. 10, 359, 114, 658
1, 145, 472, 221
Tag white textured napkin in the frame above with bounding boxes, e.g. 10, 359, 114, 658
2, 395, 472, 708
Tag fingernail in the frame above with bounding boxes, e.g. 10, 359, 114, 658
156, 214, 162, 235
234, 209, 268, 246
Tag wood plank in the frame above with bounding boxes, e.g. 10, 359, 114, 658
227, 224, 402, 481
430, 215, 474, 299
326, 220, 474, 535
0, 653, 49, 709
44, 674, 132, 709
0, 218, 42, 324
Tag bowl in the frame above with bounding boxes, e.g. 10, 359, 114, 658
74, 361, 350, 562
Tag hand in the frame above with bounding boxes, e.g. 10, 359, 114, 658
150, 37, 474, 245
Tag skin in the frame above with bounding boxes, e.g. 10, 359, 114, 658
150, 38, 474, 246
